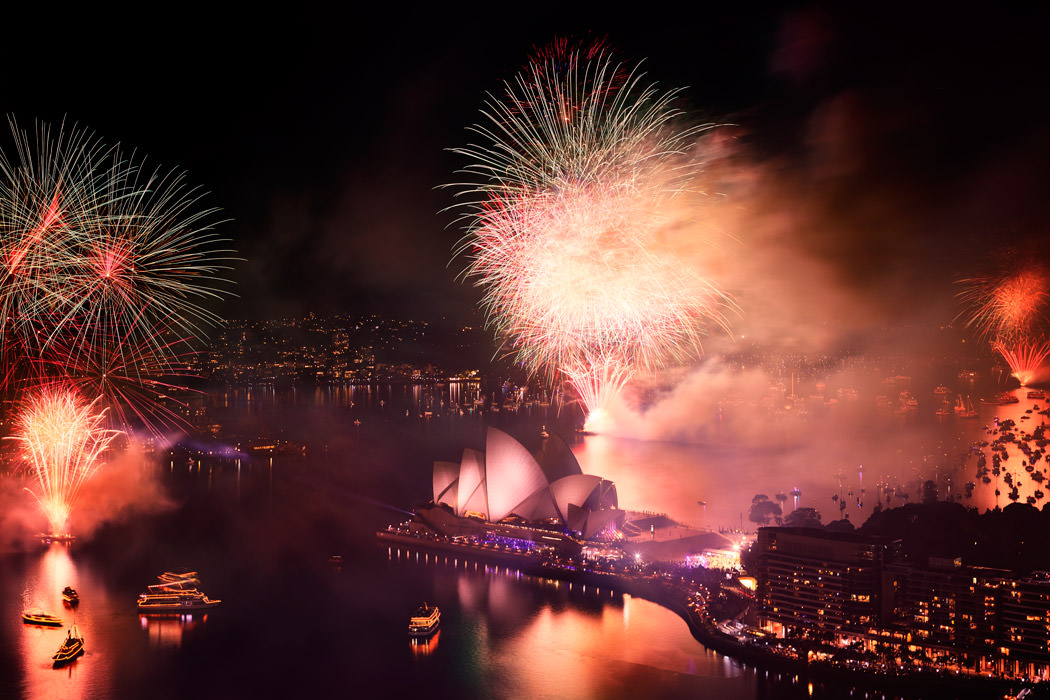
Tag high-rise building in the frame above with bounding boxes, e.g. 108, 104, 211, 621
756, 527, 902, 638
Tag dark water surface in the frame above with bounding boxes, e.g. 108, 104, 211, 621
0, 382, 1014, 699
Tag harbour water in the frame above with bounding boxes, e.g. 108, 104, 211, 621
0, 378, 1033, 698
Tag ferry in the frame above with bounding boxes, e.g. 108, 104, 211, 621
22, 611, 63, 627
137, 590, 221, 613
1027, 389, 1047, 400
52, 626, 85, 667
62, 587, 79, 606
408, 603, 440, 638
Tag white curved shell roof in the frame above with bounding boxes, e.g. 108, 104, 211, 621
484, 428, 550, 522
550, 474, 602, 523
430, 428, 620, 536
458, 448, 487, 517
433, 460, 460, 507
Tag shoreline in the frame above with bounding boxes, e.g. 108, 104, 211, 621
378, 528, 1030, 699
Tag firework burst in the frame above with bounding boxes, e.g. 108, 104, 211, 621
958, 266, 1050, 342
10, 385, 123, 535
993, 338, 1050, 387
958, 265, 1050, 386
0, 118, 236, 432
451, 43, 733, 420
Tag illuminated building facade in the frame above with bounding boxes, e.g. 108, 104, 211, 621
757, 529, 1050, 681
887, 557, 1006, 667
756, 528, 901, 637
1000, 572, 1050, 679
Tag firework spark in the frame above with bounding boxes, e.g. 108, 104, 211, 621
451, 43, 733, 420
0, 118, 236, 432
10, 386, 123, 535
958, 266, 1050, 342
993, 338, 1050, 387
959, 265, 1050, 387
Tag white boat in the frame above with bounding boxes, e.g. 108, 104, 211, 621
137, 590, 221, 613
408, 603, 440, 637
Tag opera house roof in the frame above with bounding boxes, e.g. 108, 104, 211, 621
433, 427, 624, 540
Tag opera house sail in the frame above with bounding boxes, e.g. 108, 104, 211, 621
430, 428, 623, 540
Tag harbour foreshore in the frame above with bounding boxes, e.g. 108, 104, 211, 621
377, 526, 1030, 699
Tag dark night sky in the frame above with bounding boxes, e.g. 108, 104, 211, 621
2, 4, 1048, 336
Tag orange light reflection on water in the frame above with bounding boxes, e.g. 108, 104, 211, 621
409, 629, 440, 656
139, 613, 207, 649
19, 543, 93, 700
438, 560, 751, 699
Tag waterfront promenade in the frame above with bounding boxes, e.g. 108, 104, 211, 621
377, 524, 1033, 699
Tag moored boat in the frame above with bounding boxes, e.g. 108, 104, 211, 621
137, 590, 221, 613
408, 603, 440, 637
982, 392, 1020, 405
52, 626, 84, 667
22, 610, 63, 626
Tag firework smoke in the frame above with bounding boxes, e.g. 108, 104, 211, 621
451, 43, 734, 423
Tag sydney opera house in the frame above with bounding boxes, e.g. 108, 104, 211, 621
426, 428, 625, 540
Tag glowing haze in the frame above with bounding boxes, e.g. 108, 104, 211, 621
10, 386, 123, 535
452, 42, 734, 424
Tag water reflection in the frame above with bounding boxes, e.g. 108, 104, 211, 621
18, 543, 92, 699
409, 629, 440, 656
390, 545, 758, 699
139, 613, 209, 649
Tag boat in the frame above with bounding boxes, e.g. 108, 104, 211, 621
23, 610, 63, 626
52, 626, 84, 667
62, 587, 79, 606
1028, 389, 1047, 400
408, 603, 440, 637
982, 392, 1020, 405
137, 590, 221, 613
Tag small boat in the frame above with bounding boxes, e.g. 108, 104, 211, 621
52, 626, 85, 667
408, 603, 440, 638
62, 587, 80, 606
22, 610, 63, 627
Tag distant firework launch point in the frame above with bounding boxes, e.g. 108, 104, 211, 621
451, 42, 734, 425
0, 118, 236, 534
